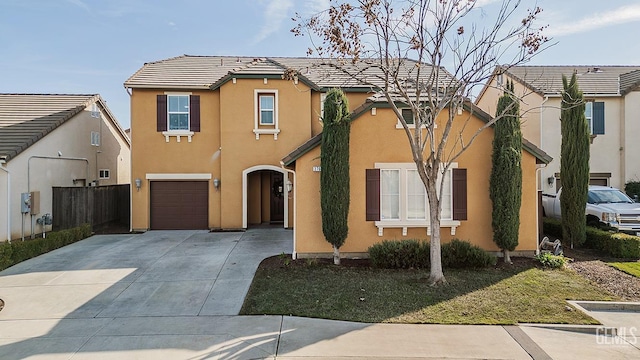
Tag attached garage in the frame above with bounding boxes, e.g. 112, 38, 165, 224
150, 181, 209, 230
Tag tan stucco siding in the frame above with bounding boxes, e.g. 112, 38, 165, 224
218, 78, 311, 229
476, 75, 544, 148
130, 89, 221, 230
294, 106, 540, 256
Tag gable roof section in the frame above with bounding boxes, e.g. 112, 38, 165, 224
125, 55, 457, 92
0, 94, 129, 162
499, 65, 640, 97
282, 98, 552, 166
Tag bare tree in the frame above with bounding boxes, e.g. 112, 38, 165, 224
293, 0, 548, 285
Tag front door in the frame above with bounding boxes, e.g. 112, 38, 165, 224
270, 172, 284, 223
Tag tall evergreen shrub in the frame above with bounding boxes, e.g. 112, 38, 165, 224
489, 80, 522, 264
321, 88, 351, 265
560, 74, 590, 247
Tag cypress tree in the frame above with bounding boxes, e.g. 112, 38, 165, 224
489, 80, 522, 264
560, 74, 590, 248
321, 88, 351, 265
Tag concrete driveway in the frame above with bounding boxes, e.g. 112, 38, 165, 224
0, 228, 292, 359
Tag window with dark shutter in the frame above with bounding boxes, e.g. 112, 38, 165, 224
190, 95, 200, 132
157, 95, 167, 132
452, 168, 467, 220
592, 102, 605, 135
366, 169, 381, 221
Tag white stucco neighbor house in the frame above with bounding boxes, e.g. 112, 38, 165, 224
0, 94, 131, 242
476, 65, 640, 194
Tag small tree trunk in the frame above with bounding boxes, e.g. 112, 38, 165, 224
503, 249, 512, 264
426, 184, 446, 286
333, 244, 340, 265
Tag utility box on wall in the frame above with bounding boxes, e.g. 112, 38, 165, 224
20, 191, 40, 214
30, 191, 40, 214
21, 192, 31, 213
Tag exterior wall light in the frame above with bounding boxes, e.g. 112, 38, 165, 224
213, 178, 221, 190
135, 178, 142, 191
547, 176, 554, 186
286, 179, 293, 192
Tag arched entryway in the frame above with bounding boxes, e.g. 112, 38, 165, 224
242, 165, 290, 228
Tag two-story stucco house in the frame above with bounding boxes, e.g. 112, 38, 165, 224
476, 66, 640, 194
125, 55, 551, 258
0, 94, 131, 242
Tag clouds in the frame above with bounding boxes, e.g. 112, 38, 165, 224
253, 0, 295, 44
65, 0, 91, 13
547, 4, 640, 36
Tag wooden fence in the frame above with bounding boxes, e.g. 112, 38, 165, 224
52, 184, 130, 231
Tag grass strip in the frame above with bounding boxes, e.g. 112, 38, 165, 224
241, 256, 617, 325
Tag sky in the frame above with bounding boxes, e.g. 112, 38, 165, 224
2, 0, 640, 130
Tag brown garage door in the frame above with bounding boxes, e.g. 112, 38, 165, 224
150, 181, 208, 230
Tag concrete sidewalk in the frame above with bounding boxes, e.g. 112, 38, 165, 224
0, 229, 639, 359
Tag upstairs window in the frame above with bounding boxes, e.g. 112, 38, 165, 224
585, 101, 605, 135
156, 94, 200, 142
253, 90, 280, 139
90, 131, 100, 146
168, 95, 190, 130
401, 108, 415, 125
259, 94, 275, 125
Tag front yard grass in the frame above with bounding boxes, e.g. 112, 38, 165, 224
240, 256, 618, 325
609, 262, 640, 278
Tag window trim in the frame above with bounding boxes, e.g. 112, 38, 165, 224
160, 92, 196, 142
395, 108, 436, 129
167, 94, 190, 131
373, 162, 460, 236
90, 131, 100, 146
98, 169, 110, 180
254, 89, 280, 139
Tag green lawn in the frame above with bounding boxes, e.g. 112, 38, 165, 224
241, 257, 617, 325
609, 262, 640, 278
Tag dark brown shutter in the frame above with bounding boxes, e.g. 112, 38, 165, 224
366, 169, 380, 221
157, 95, 167, 132
452, 168, 467, 220
190, 95, 200, 132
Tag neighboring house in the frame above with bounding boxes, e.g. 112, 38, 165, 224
476, 66, 640, 194
0, 94, 131, 242
125, 55, 550, 258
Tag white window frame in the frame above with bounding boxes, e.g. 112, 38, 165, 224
253, 89, 280, 140
585, 101, 594, 135
395, 108, 436, 129
90, 131, 100, 146
162, 92, 194, 142
374, 162, 460, 236
319, 92, 327, 121
167, 94, 190, 131
98, 169, 110, 180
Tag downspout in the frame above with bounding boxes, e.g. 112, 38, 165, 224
28, 156, 89, 239
0, 160, 10, 243
280, 161, 297, 260
535, 163, 548, 255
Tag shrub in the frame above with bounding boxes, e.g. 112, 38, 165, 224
543, 218, 563, 239
625, 181, 640, 201
368, 238, 495, 269
535, 252, 567, 268
584, 228, 640, 259
442, 239, 497, 268
368, 239, 429, 269
0, 224, 92, 272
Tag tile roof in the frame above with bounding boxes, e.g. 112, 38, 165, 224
0, 94, 104, 162
124, 55, 457, 91
504, 65, 640, 96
